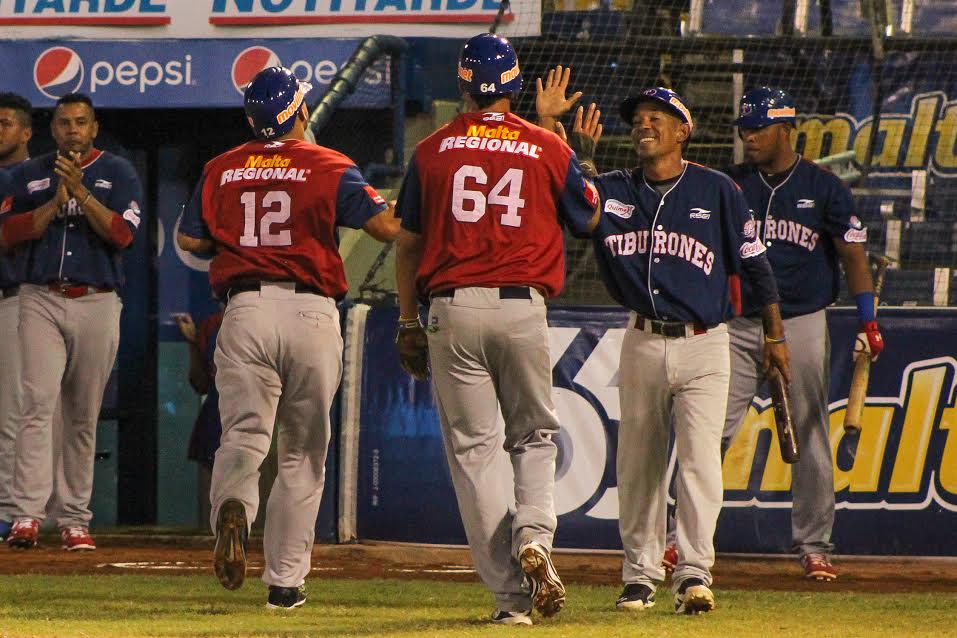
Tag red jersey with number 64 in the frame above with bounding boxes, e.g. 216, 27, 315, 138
396, 111, 598, 298
180, 138, 386, 298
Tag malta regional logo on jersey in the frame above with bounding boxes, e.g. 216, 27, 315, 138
34, 47, 84, 100
231, 46, 281, 95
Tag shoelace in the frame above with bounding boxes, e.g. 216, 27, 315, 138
63, 527, 89, 539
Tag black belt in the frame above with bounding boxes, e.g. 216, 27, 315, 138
431, 286, 532, 299
226, 281, 326, 298
633, 314, 715, 338
0, 285, 19, 299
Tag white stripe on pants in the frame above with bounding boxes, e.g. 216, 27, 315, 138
617, 316, 729, 589
209, 286, 342, 588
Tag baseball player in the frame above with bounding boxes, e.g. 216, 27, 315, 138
2, 93, 142, 552
394, 34, 600, 626
721, 88, 882, 580
177, 66, 398, 609
0, 92, 33, 542
540, 82, 789, 614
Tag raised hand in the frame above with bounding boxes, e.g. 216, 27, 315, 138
536, 65, 583, 124
54, 151, 85, 198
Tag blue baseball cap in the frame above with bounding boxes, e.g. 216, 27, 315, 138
458, 33, 523, 96
244, 66, 313, 140
620, 87, 694, 131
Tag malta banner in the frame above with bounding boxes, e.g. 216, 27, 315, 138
355, 305, 957, 555
0, 39, 391, 109
0, 1, 539, 38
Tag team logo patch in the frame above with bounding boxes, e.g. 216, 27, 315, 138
844, 227, 867, 243
741, 103, 753, 115
94, 179, 113, 189
690, 207, 711, 220
34, 47, 84, 100
604, 198, 635, 219
743, 218, 756, 238
364, 184, 386, 206
584, 180, 599, 208
231, 46, 281, 95
739, 239, 767, 258
27, 178, 51, 194
123, 201, 141, 228
797, 198, 815, 208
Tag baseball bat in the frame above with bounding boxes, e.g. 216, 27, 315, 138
769, 369, 799, 464
843, 255, 892, 433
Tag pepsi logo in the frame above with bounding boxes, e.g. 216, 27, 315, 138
34, 47, 84, 100
232, 46, 281, 95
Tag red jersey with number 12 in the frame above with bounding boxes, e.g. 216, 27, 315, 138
397, 111, 598, 298
183, 139, 386, 298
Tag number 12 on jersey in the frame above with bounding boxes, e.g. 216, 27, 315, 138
451, 165, 526, 227
239, 190, 292, 247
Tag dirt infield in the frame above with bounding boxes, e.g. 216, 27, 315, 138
2, 535, 955, 593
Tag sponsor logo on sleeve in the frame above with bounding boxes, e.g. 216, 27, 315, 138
27, 178, 51, 194
94, 179, 113, 190
123, 201, 141, 228
739, 239, 767, 258
844, 227, 867, 242
584, 180, 599, 208
604, 199, 635, 219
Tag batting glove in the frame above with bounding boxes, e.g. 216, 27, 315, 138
396, 318, 430, 380
854, 320, 884, 362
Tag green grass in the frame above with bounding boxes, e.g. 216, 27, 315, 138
1, 576, 954, 637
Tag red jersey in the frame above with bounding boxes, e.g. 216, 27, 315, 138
396, 111, 598, 298
181, 138, 386, 298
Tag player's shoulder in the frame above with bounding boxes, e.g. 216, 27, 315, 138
797, 156, 846, 191
594, 168, 633, 187
723, 162, 758, 182
684, 161, 741, 192
94, 149, 137, 174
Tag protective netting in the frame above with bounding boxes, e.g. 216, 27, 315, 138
494, 1, 957, 306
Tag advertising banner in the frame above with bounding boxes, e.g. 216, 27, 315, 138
0, 1, 539, 39
0, 39, 391, 109
356, 305, 957, 555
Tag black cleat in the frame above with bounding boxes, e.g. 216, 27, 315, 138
616, 583, 656, 611
213, 499, 248, 591
674, 577, 715, 614
267, 585, 307, 609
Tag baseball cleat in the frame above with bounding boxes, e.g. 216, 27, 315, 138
491, 609, 533, 626
674, 578, 715, 615
801, 554, 837, 581
661, 542, 678, 574
60, 526, 96, 551
616, 583, 656, 611
213, 499, 248, 591
266, 585, 307, 609
6, 518, 39, 550
519, 541, 566, 618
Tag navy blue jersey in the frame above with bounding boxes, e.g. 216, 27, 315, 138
726, 158, 865, 318
0, 163, 29, 288
10, 150, 142, 288
592, 162, 771, 326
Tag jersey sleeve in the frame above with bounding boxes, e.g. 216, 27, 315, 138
557, 152, 599, 237
108, 158, 144, 235
722, 179, 766, 271
395, 152, 423, 234
180, 171, 212, 240
335, 166, 388, 230
822, 174, 866, 243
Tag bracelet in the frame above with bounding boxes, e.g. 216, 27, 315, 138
398, 317, 421, 329
764, 335, 787, 344
79, 192, 93, 207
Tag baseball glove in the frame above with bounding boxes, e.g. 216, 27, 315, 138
396, 319, 430, 380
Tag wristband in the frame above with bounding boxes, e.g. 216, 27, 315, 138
764, 335, 787, 344
398, 317, 421, 329
79, 191, 93, 208
854, 292, 876, 323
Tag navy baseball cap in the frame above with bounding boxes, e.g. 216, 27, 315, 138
734, 87, 796, 128
244, 67, 313, 140
620, 87, 694, 131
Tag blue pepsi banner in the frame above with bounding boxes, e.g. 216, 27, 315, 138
0, 39, 390, 109
356, 305, 957, 555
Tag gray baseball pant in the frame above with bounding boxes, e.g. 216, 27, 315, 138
427, 287, 558, 613
723, 310, 834, 556
617, 315, 730, 589
0, 295, 20, 524
209, 285, 342, 589
12, 284, 120, 527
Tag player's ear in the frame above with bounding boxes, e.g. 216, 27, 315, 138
678, 122, 691, 143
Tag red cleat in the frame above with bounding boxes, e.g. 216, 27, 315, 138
7, 518, 39, 549
60, 526, 97, 551
801, 554, 837, 581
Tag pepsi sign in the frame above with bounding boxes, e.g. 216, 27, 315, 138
34, 47, 84, 99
